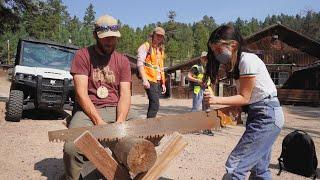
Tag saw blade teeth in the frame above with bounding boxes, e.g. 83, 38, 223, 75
107, 138, 115, 142
48, 110, 220, 144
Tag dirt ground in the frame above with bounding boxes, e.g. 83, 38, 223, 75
0, 71, 319, 180
0, 70, 10, 101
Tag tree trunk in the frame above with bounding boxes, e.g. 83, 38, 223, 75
114, 137, 157, 174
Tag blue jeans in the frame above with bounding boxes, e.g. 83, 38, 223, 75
191, 88, 204, 112
145, 81, 161, 118
224, 97, 285, 180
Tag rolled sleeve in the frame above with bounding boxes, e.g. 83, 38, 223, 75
70, 50, 90, 76
137, 44, 147, 67
120, 56, 132, 82
239, 57, 258, 76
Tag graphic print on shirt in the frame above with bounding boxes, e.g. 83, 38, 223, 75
92, 65, 116, 84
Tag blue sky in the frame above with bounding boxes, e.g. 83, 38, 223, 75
62, 0, 320, 28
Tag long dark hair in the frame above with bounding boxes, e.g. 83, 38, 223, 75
204, 25, 245, 84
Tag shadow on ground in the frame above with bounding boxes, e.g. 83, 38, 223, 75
132, 104, 190, 116
269, 163, 320, 179
34, 158, 64, 180
269, 163, 279, 170
22, 109, 70, 120
35, 158, 175, 180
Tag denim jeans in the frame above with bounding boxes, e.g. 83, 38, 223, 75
145, 81, 161, 118
191, 88, 205, 112
224, 97, 285, 180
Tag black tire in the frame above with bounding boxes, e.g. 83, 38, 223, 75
5, 90, 24, 122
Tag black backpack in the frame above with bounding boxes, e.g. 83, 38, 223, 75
278, 130, 318, 178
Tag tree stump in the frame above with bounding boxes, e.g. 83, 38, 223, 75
114, 137, 157, 174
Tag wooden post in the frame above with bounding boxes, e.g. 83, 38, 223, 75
74, 131, 130, 180
114, 137, 157, 174
136, 132, 187, 180
7, 40, 10, 65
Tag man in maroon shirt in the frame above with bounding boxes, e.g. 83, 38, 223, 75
63, 14, 133, 180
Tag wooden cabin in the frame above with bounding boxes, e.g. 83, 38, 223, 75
165, 23, 320, 104
124, 54, 145, 96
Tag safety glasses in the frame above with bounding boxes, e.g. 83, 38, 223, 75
95, 25, 120, 32
213, 40, 238, 47
209, 40, 239, 55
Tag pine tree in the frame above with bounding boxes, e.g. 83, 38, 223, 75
83, 3, 95, 27
193, 22, 209, 57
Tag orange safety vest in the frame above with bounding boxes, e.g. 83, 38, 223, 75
143, 42, 165, 84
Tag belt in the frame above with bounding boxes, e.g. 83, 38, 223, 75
149, 80, 161, 84
264, 92, 277, 99
243, 92, 278, 113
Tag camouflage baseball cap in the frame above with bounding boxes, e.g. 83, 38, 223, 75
94, 14, 121, 38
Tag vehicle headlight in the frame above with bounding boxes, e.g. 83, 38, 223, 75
16, 73, 35, 81
27, 75, 33, 81
18, 73, 24, 80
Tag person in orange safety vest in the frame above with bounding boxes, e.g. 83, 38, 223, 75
137, 27, 166, 118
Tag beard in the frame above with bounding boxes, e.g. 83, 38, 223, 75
96, 40, 115, 55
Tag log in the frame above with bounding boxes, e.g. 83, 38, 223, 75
114, 137, 157, 174
135, 132, 187, 180
73, 131, 130, 180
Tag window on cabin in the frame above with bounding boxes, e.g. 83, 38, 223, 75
184, 77, 189, 86
175, 70, 181, 82
181, 72, 189, 86
270, 71, 289, 87
279, 72, 289, 86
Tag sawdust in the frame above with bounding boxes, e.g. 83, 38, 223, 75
0, 70, 319, 179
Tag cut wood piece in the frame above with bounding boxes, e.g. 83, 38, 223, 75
136, 132, 187, 180
74, 131, 130, 180
114, 137, 157, 174
217, 106, 242, 127
218, 109, 236, 127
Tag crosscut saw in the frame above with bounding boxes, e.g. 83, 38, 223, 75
48, 109, 223, 143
